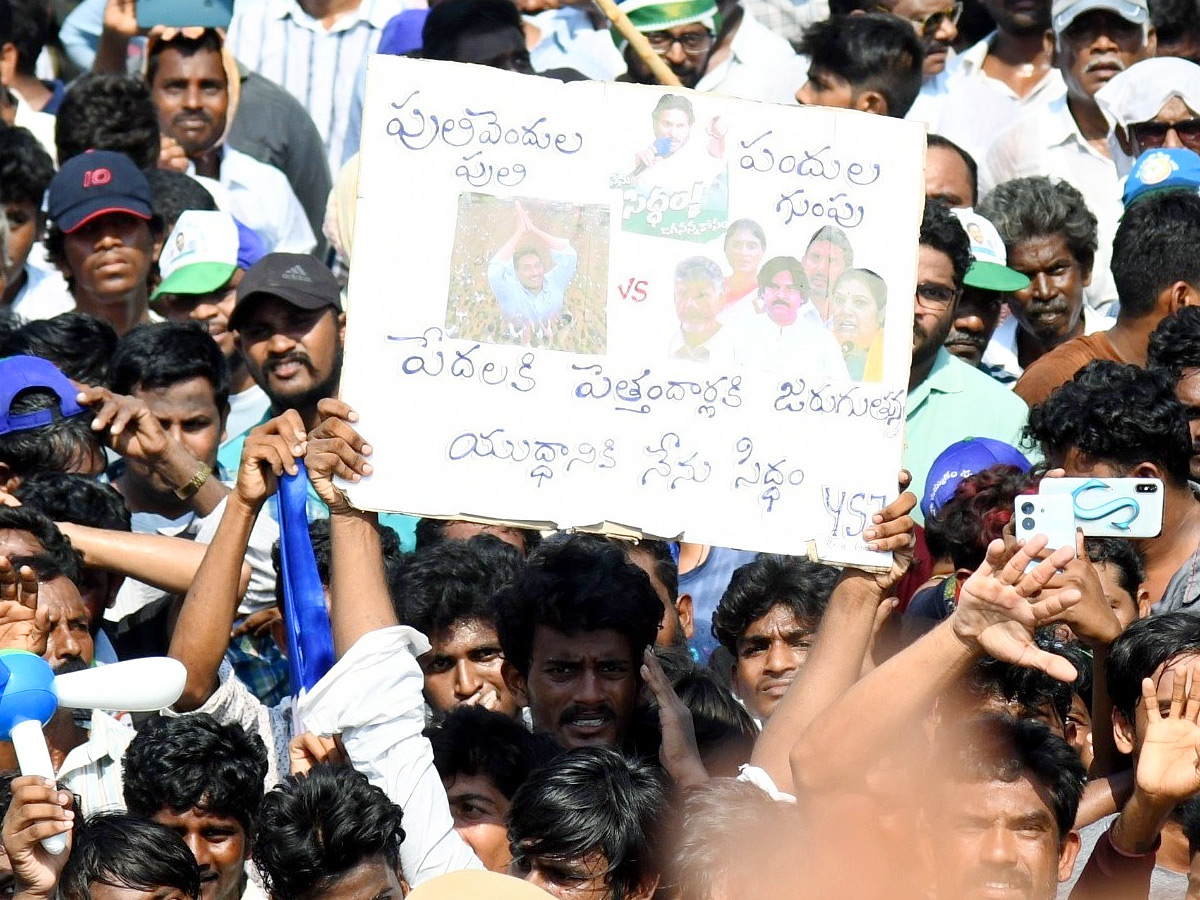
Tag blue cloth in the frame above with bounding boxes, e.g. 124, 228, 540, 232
278, 463, 335, 693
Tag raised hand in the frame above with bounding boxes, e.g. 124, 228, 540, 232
0, 558, 47, 655
77, 385, 171, 463
1040, 530, 1122, 650
642, 648, 707, 787
857, 470, 917, 593
1, 777, 73, 900
951, 536, 1082, 683
234, 411, 308, 511
288, 732, 349, 776
1135, 666, 1200, 805
305, 399, 373, 515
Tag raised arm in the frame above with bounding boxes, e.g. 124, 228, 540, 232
168, 413, 307, 711
304, 398, 398, 658
790, 536, 1081, 794
751, 483, 916, 793
57, 524, 251, 597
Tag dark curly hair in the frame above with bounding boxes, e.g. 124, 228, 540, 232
425, 705, 561, 799
0, 505, 83, 586
255, 765, 405, 900
60, 813, 201, 900
0, 126, 54, 208
711, 554, 838, 655
55, 74, 160, 169
0, 313, 119, 386
123, 714, 269, 837
495, 534, 662, 678
1107, 612, 1200, 722
931, 465, 1039, 571
978, 176, 1098, 275
1026, 360, 1192, 487
920, 198, 972, 289
1148, 307, 1200, 384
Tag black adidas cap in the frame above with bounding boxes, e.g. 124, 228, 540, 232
230, 252, 342, 330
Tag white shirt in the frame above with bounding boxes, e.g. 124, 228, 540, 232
225, 384, 271, 447
983, 97, 1122, 314
981, 304, 1113, 384
695, 10, 805, 105
227, 0, 413, 174
191, 147, 316, 255
907, 32, 1066, 165
299, 626, 486, 886
9, 264, 74, 321
528, 7, 626, 81
11, 89, 56, 160
721, 299, 850, 379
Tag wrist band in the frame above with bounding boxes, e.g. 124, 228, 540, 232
174, 463, 212, 500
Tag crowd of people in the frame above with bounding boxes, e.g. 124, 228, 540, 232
0, 0, 1198, 897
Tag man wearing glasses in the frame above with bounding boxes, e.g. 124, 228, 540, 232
615, 0, 801, 104
982, 0, 1155, 316
884, 0, 962, 76
903, 201, 1030, 524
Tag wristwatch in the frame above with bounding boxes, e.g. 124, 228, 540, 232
174, 464, 213, 500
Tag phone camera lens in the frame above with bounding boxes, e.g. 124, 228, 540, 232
1021, 502, 1034, 515
1021, 517, 1035, 531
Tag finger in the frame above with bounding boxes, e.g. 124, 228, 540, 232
1017, 543, 1074, 593
1000, 535, 1049, 585
640, 647, 675, 701
871, 597, 899, 636
10, 802, 74, 826
16, 566, 37, 613
1027, 588, 1083, 623
89, 398, 119, 432
0, 557, 16, 601
1075, 527, 1086, 560
311, 417, 372, 457
1045, 468, 1065, 479
1026, 647, 1079, 684
897, 469, 912, 490
1170, 666, 1187, 720
867, 491, 916, 533
1143, 676, 1163, 724
307, 439, 373, 478
868, 526, 915, 554
316, 398, 359, 425
109, 402, 139, 437
13, 819, 74, 843
1186, 663, 1200, 724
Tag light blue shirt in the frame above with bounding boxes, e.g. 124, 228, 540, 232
487, 245, 578, 326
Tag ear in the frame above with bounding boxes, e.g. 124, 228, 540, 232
1137, 586, 1152, 619
337, 311, 347, 344
1144, 26, 1158, 56
854, 89, 889, 116
1130, 460, 1166, 482
1175, 281, 1200, 311
625, 874, 660, 900
1116, 124, 1135, 157
1113, 707, 1136, 755
219, 400, 231, 444
1057, 831, 1082, 882
502, 659, 528, 707
0, 43, 16, 86
675, 592, 694, 641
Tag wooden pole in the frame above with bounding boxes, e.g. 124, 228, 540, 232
591, 0, 683, 87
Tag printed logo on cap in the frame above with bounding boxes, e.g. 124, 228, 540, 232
282, 264, 313, 283
1137, 150, 1177, 185
83, 167, 112, 188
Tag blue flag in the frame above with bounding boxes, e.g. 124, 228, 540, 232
277, 461, 336, 695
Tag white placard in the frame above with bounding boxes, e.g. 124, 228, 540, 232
340, 57, 925, 567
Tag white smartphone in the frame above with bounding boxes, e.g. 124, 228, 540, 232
1014, 494, 1078, 557
1038, 477, 1164, 539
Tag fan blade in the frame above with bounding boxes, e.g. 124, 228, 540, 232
55, 658, 187, 711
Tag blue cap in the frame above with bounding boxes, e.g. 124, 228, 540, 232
46, 150, 152, 234
1123, 148, 1200, 206
0, 356, 86, 436
922, 437, 1032, 519
234, 218, 267, 271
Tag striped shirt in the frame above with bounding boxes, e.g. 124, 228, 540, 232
227, 0, 414, 174
59, 710, 135, 815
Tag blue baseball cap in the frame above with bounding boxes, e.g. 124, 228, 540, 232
1123, 148, 1200, 206
46, 150, 152, 234
922, 437, 1032, 519
0, 356, 86, 436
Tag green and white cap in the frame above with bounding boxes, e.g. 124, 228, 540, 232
618, 0, 719, 34
152, 210, 266, 301
951, 207, 1032, 293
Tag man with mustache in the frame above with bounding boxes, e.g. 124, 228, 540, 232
979, 178, 1111, 383
983, 0, 1155, 315
0, 506, 134, 815
146, 29, 314, 255
151, 211, 270, 445
801, 226, 853, 321
942, 210, 1030, 371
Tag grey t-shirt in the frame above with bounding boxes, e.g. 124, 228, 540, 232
1057, 814, 1189, 900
